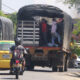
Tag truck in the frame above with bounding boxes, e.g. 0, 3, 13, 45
16, 4, 73, 72
0, 16, 14, 40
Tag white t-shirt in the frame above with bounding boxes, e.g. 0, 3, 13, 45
51, 21, 57, 33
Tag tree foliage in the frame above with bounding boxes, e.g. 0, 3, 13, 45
7, 13, 17, 34
0, 11, 17, 25
0, 11, 17, 34
64, 0, 80, 7
8, 12, 17, 24
63, 0, 80, 11
62, 0, 80, 36
71, 43, 80, 56
73, 21, 80, 35
0, 10, 7, 17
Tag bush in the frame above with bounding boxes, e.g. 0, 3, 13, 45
71, 43, 80, 56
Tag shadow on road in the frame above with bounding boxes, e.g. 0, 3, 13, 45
33, 70, 52, 72
26, 69, 53, 73
0, 73, 10, 75
0, 73, 16, 80
66, 72, 80, 78
0, 78, 16, 80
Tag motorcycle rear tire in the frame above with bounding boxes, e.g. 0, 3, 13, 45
15, 68, 19, 79
20, 71, 23, 75
16, 72, 19, 79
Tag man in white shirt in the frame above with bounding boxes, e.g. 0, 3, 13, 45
51, 18, 60, 46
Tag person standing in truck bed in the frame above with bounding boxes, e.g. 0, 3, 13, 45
56, 18, 64, 46
51, 18, 60, 47
39, 19, 48, 46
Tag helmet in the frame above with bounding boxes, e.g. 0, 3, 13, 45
15, 38, 21, 45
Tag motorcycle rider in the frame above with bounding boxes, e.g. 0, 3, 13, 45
10, 38, 27, 73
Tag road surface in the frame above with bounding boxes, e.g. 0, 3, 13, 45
0, 67, 80, 80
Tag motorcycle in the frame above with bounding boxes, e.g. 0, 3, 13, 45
11, 49, 24, 79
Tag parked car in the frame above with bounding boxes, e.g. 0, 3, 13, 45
74, 56, 80, 68
0, 40, 15, 69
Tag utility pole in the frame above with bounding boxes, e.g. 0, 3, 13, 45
0, 0, 2, 10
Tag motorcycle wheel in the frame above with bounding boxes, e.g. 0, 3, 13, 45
15, 68, 19, 79
20, 70, 23, 75
16, 72, 19, 79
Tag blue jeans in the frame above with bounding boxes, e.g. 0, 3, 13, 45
51, 32, 60, 46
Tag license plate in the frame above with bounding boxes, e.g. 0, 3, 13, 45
13, 64, 22, 67
2, 54, 10, 58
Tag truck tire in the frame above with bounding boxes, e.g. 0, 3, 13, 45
59, 53, 65, 72
30, 65, 34, 70
27, 66, 30, 70
64, 63, 67, 71
27, 65, 34, 70
64, 56, 69, 71
59, 67, 64, 72
52, 66, 57, 72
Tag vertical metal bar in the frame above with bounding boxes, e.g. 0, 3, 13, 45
33, 21, 35, 46
0, 0, 2, 10
21, 21, 23, 45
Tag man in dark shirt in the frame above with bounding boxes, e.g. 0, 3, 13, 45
56, 18, 64, 45
39, 19, 48, 46
10, 38, 27, 73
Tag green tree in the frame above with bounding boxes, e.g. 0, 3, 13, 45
8, 12, 17, 35
63, 0, 80, 7
8, 12, 17, 24
61, 0, 80, 35
0, 10, 7, 17
71, 43, 80, 56
63, 0, 80, 11
57, 0, 80, 12
73, 21, 80, 35
0, 11, 17, 35
0, 11, 17, 25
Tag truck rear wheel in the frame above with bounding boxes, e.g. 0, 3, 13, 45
64, 57, 69, 71
52, 66, 57, 72
59, 53, 66, 72
27, 65, 34, 70
59, 67, 64, 72
64, 63, 67, 71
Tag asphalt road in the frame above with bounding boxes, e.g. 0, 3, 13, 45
0, 67, 80, 80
